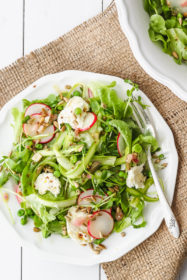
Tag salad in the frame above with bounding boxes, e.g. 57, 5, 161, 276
144, 0, 187, 64
0, 80, 167, 254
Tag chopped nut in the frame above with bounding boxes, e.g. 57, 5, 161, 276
65, 85, 71, 90
61, 125, 66, 132
121, 232, 126, 237
64, 97, 69, 103
114, 185, 119, 192
44, 116, 50, 123
97, 244, 106, 250
41, 108, 48, 117
126, 162, 130, 171
37, 125, 45, 134
93, 250, 100, 254
161, 163, 168, 168
172, 51, 178, 59
99, 231, 103, 238
154, 158, 160, 164
33, 227, 41, 232
53, 121, 59, 129
89, 243, 94, 249
89, 161, 100, 173
115, 207, 123, 221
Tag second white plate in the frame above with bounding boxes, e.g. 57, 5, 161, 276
116, 0, 187, 102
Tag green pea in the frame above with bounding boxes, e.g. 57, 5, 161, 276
17, 209, 25, 217
95, 170, 102, 178
25, 208, 34, 217
73, 90, 81, 97
132, 144, 142, 153
20, 216, 28, 225
74, 107, 82, 115
35, 143, 43, 150
54, 170, 61, 178
70, 155, 78, 164
118, 171, 125, 178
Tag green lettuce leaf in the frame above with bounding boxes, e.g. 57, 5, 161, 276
109, 120, 132, 151
11, 108, 23, 143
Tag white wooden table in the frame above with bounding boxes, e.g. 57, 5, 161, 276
0, 1, 186, 279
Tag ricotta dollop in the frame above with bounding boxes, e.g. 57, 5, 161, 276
58, 96, 90, 130
35, 172, 61, 197
66, 206, 93, 245
126, 164, 146, 189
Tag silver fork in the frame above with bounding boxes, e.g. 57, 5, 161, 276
131, 98, 180, 238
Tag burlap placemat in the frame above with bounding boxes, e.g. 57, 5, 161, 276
0, 2, 186, 280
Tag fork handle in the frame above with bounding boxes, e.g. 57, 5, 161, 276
147, 146, 180, 238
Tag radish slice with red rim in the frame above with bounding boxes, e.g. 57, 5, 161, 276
23, 113, 55, 144
25, 103, 51, 117
117, 133, 126, 156
78, 189, 95, 204
87, 210, 114, 239
78, 195, 111, 213
88, 88, 94, 98
79, 112, 97, 132
78, 189, 107, 204
78, 195, 103, 206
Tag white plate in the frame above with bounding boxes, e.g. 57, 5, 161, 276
116, 0, 187, 102
0, 70, 178, 265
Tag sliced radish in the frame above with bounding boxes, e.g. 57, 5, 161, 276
181, 1, 187, 7
117, 133, 126, 156
87, 210, 114, 239
23, 113, 55, 144
79, 195, 103, 206
78, 195, 111, 213
25, 103, 51, 117
88, 88, 94, 98
15, 185, 23, 204
78, 189, 95, 203
79, 112, 97, 132
39, 124, 56, 144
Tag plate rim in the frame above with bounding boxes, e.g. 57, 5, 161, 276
115, 0, 187, 102
0, 70, 179, 265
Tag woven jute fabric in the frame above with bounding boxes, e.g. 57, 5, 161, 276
0, 2, 186, 280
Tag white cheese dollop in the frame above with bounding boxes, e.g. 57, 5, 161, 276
58, 96, 89, 130
66, 206, 93, 245
35, 172, 61, 197
126, 164, 146, 189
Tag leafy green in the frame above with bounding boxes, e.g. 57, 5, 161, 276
144, 0, 187, 64
88, 82, 126, 119
133, 134, 159, 152
11, 108, 23, 143
110, 120, 132, 151
23, 94, 60, 109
